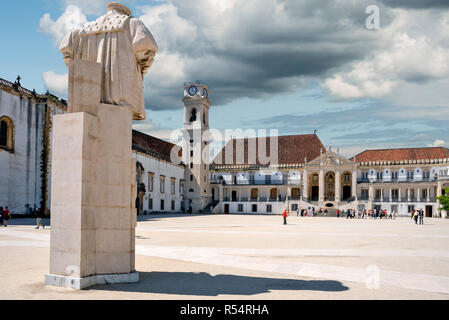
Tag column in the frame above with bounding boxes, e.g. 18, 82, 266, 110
389, 187, 393, 202
437, 182, 443, 218
417, 188, 421, 202
427, 187, 430, 202
352, 170, 357, 199
407, 188, 411, 201
369, 185, 374, 201
319, 169, 325, 202
303, 169, 308, 201
219, 185, 223, 202
398, 187, 402, 202
335, 171, 341, 202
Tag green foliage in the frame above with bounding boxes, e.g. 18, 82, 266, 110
436, 187, 449, 212
40, 104, 52, 216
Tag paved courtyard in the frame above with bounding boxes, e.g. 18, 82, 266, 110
1, 214, 449, 300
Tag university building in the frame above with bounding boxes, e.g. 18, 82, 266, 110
1, 76, 448, 217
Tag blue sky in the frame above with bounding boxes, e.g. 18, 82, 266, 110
1, 0, 448, 158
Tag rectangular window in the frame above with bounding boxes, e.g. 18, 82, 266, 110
252, 204, 258, 213
148, 173, 154, 192
392, 189, 399, 199
180, 180, 185, 195
291, 204, 298, 211
171, 200, 175, 211
408, 205, 414, 213
377, 172, 383, 180
190, 151, 194, 157
190, 175, 194, 182
238, 204, 243, 212
161, 200, 165, 211
375, 189, 382, 199
267, 205, 272, 213
160, 176, 165, 194
190, 163, 194, 169
362, 189, 369, 198
148, 198, 153, 211
392, 171, 398, 180
171, 178, 176, 195
407, 171, 414, 179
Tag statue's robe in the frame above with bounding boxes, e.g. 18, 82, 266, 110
60, 9, 158, 120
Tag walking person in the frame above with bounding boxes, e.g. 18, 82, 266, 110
282, 209, 288, 225
2, 207, 11, 227
413, 210, 419, 225
419, 209, 424, 225
35, 208, 45, 229
297, 208, 299, 218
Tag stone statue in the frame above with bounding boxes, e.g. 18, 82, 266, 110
60, 2, 158, 120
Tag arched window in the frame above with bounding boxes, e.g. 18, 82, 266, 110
189, 108, 197, 122
0, 116, 14, 152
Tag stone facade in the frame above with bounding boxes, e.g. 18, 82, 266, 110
0, 77, 66, 214
210, 148, 449, 217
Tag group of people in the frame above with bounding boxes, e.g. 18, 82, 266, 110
337, 208, 397, 220
297, 207, 317, 217
0, 207, 11, 227
0, 206, 46, 229
412, 209, 425, 225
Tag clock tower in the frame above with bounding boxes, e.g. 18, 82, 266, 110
182, 81, 211, 213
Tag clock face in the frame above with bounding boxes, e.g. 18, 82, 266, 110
203, 88, 208, 97
188, 86, 198, 96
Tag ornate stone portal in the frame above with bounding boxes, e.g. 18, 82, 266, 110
45, 3, 158, 290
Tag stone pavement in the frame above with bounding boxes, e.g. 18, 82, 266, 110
1, 214, 449, 300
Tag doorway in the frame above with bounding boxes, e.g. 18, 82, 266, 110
224, 204, 230, 214
426, 205, 433, 218
343, 186, 351, 201
311, 186, 319, 201
231, 191, 237, 202
270, 189, 278, 200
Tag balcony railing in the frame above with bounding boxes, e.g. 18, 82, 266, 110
221, 197, 288, 203
210, 179, 303, 186
358, 177, 438, 184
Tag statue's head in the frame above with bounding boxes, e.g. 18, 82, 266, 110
106, 2, 132, 16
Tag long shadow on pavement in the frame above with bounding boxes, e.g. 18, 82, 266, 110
92, 272, 349, 296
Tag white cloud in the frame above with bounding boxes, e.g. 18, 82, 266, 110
38, 5, 87, 45
428, 140, 446, 147
38, 1, 449, 115
63, 0, 108, 15
324, 8, 449, 101
42, 71, 68, 97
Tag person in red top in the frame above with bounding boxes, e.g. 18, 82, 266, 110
282, 209, 288, 225
3, 207, 11, 227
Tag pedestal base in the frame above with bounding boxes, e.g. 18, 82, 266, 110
45, 272, 139, 290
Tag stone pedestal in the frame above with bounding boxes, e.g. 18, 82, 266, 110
45, 104, 138, 290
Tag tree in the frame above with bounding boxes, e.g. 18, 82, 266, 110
436, 187, 449, 212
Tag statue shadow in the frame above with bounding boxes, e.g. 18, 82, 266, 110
137, 214, 206, 222
92, 272, 349, 296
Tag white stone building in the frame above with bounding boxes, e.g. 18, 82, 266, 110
0, 76, 186, 216
133, 130, 185, 214
0, 77, 65, 214
210, 140, 449, 218
2, 76, 448, 218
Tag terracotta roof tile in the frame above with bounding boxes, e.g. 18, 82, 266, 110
350, 147, 449, 163
132, 130, 181, 163
212, 134, 325, 166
